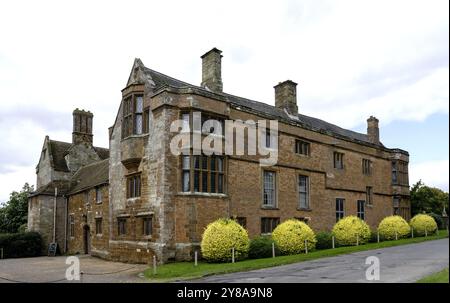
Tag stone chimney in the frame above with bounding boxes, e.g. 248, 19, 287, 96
201, 48, 223, 93
72, 108, 93, 145
274, 80, 298, 115
367, 116, 380, 144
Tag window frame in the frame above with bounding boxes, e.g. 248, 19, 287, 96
357, 200, 365, 220
366, 186, 373, 205
69, 214, 75, 238
262, 170, 277, 208
333, 152, 344, 169
95, 187, 102, 203
122, 94, 147, 139
126, 173, 141, 198
181, 153, 226, 194
336, 198, 345, 222
295, 139, 310, 156
117, 218, 127, 236
298, 175, 310, 210
95, 218, 103, 235
143, 216, 153, 237
392, 160, 408, 186
261, 217, 280, 234
236, 217, 247, 229
362, 159, 372, 175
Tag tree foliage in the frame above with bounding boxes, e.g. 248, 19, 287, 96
0, 183, 34, 234
410, 180, 449, 217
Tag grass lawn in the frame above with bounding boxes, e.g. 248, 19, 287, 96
417, 268, 449, 283
145, 231, 448, 282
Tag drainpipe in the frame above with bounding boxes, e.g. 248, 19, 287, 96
64, 194, 68, 253
53, 187, 57, 243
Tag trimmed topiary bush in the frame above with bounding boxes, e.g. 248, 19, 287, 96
201, 218, 250, 262
410, 214, 438, 236
248, 236, 280, 259
316, 232, 333, 250
378, 215, 411, 240
272, 219, 317, 255
332, 216, 371, 246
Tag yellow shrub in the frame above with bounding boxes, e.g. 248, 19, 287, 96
272, 219, 317, 255
378, 215, 410, 240
332, 216, 371, 246
201, 218, 250, 262
410, 214, 437, 236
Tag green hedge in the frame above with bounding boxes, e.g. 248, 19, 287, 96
0, 232, 43, 258
316, 232, 334, 249
248, 236, 281, 259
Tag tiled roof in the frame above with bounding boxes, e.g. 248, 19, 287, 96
48, 140, 109, 172
29, 180, 71, 197
143, 66, 376, 145
68, 159, 109, 195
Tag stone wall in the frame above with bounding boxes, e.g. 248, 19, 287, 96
67, 185, 109, 258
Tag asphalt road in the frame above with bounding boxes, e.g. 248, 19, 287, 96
193, 239, 449, 283
0, 254, 147, 283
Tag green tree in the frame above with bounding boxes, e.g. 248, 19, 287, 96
0, 183, 34, 233
410, 180, 449, 217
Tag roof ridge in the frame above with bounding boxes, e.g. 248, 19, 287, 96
144, 66, 198, 88
142, 64, 371, 144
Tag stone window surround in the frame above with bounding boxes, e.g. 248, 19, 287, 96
260, 217, 280, 235
295, 139, 311, 156
333, 151, 345, 170
126, 172, 141, 198
261, 169, 278, 209
362, 158, 372, 176
179, 110, 226, 136
95, 217, 103, 236
69, 213, 75, 238
135, 212, 154, 239
297, 174, 311, 211
180, 153, 226, 195
117, 216, 128, 237
95, 186, 102, 204
357, 200, 365, 220
121, 92, 150, 139
335, 198, 345, 222
366, 186, 373, 206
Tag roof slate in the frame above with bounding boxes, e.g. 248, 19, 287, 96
48, 140, 109, 172
68, 159, 109, 195
143, 66, 376, 145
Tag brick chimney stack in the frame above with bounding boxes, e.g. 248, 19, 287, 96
274, 80, 298, 115
367, 116, 380, 144
200, 48, 223, 93
72, 108, 93, 145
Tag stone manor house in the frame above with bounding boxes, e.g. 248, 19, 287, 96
28, 48, 411, 263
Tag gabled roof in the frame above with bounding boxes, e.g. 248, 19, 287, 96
48, 139, 109, 172
28, 180, 72, 197
68, 159, 109, 195
139, 64, 377, 146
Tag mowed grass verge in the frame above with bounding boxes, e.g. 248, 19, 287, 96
417, 268, 449, 283
144, 231, 448, 282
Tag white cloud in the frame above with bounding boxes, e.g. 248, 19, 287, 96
0, 0, 448, 200
410, 160, 449, 191
0, 165, 35, 203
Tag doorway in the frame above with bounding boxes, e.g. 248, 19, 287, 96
83, 225, 91, 254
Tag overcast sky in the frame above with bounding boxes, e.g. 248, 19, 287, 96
0, 0, 448, 203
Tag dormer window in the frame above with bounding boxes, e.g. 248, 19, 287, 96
122, 94, 148, 138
